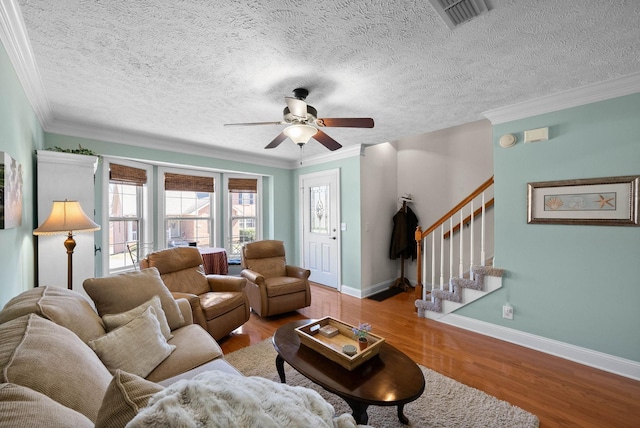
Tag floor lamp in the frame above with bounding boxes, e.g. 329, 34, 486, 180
34, 200, 100, 290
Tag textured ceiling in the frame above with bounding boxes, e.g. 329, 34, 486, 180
10, 0, 640, 163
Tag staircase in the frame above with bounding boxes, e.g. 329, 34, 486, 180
414, 177, 504, 320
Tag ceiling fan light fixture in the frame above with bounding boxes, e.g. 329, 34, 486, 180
283, 124, 317, 146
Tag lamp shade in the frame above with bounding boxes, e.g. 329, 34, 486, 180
283, 124, 317, 145
34, 200, 100, 235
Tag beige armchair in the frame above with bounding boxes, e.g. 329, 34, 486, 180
240, 240, 311, 317
140, 247, 250, 340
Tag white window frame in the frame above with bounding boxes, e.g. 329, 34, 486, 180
157, 167, 221, 248
101, 158, 154, 274
223, 174, 262, 260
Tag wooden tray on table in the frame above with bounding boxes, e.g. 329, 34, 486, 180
295, 317, 385, 371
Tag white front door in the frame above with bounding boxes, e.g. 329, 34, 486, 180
300, 169, 340, 289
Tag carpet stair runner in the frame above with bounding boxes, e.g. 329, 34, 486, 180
415, 264, 504, 320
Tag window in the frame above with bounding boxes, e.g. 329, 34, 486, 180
239, 192, 254, 205
228, 177, 259, 260
163, 171, 216, 248
107, 162, 149, 272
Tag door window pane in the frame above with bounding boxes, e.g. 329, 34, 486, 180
310, 185, 329, 234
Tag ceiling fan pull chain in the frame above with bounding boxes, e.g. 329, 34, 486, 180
299, 144, 304, 165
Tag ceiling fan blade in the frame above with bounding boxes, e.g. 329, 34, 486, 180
316, 118, 375, 128
285, 97, 308, 119
313, 130, 342, 151
224, 121, 284, 126
265, 132, 288, 149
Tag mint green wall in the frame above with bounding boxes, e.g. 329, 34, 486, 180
294, 156, 362, 290
0, 43, 44, 307
456, 93, 640, 362
44, 133, 294, 276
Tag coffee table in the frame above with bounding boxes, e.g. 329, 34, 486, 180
273, 319, 425, 425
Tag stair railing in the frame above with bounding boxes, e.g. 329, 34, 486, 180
415, 176, 494, 301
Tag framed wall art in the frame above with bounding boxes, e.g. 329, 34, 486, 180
0, 151, 23, 229
527, 175, 639, 226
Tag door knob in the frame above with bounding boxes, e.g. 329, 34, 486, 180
331, 237, 337, 240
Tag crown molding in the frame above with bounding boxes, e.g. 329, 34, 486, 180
47, 118, 296, 170
483, 72, 640, 124
0, 0, 52, 128
288, 144, 363, 168
48, 118, 363, 170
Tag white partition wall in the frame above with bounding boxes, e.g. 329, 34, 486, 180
36, 150, 98, 296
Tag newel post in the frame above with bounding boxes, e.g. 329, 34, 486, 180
415, 226, 423, 304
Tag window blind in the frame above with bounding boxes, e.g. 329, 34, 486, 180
165, 173, 214, 193
109, 163, 147, 186
228, 178, 257, 193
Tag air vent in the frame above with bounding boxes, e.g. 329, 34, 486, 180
429, 0, 489, 29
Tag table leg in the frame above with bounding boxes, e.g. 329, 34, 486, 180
345, 399, 369, 425
276, 354, 286, 383
397, 404, 409, 424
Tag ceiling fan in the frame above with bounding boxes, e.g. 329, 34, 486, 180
224, 88, 374, 151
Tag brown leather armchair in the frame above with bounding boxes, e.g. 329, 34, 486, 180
240, 240, 311, 317
140, 247, 250, 340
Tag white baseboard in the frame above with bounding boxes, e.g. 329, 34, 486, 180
340, 279, 394, 299
340, 285, 362, 298
442, 314, 640, 381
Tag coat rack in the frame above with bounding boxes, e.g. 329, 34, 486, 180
390, 198, 415, 291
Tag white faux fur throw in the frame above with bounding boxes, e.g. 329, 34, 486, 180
126, 370, 369, 428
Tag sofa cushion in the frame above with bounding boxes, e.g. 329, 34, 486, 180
161, 266, 211, 296
143, 247, 211, 295
89, 306, 176, 378
0, 383, 93, 428
0, 285, 105, 343
245, 256, 287, 278
102, 295, 172, 340
264, 277, 308, 297
144, 246, 204, 275
200, 291, 247, 319
95, 370, 164, 428
145, 323, 223, 383
0, 314, 112, 422
83, 267, 185, 330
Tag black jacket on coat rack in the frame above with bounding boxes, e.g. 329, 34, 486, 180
389, 204, 419, 261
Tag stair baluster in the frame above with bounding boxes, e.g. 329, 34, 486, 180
414, 177, 503, 318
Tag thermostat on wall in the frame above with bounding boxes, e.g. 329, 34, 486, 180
524, 127, 549, 143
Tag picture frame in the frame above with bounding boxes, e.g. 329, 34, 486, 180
0, 151, 24, 229
527, 175, 639, 226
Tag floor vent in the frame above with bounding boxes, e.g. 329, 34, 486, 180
429, 0, 489, 29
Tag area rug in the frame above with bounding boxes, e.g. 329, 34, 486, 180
367, 287, 404, 302
225, 339, 539, 428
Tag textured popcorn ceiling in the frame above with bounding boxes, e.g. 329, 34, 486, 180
13, 0, 640, 162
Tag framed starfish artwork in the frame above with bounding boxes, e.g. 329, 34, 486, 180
527, 175, 639, 226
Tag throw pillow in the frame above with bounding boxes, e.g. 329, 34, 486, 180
83, 267, 184, 330
95, 370, 164, 428
0, 383, 93, 428
89, 306, 176, 378
0, 285, 105, 343
0, 314, 112, 422
102, 295, 172, 340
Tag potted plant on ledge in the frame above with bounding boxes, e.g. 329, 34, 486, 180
352, 322, 371, 351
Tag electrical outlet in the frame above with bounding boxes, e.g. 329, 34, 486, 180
502, 304, 514, 320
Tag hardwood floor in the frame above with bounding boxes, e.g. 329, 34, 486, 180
219, 283, 640, 427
